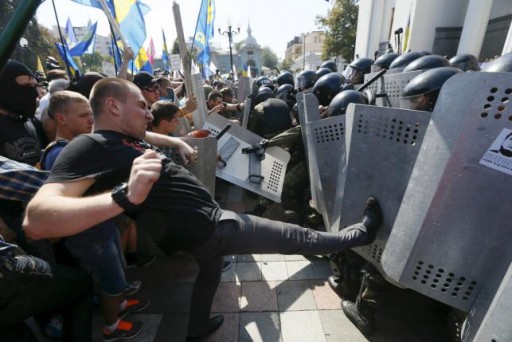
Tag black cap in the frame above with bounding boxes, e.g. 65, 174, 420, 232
133, 71, 157, 89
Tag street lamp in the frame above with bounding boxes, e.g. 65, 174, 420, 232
303, 32, 309, 70
218, 26, 240, 74
19, 37, 28, 64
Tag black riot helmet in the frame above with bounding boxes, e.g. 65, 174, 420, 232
316, 67, 332, 78
482, 52, 512, 73
295, 70, 318, 92
252, 76, 274, 93
328, 90, 368, 116
320, 60, 337, 72
403, 55, 450, 72
343, 57, 374, 84
389, 51, 425, 69
449, 54, 480, 71
276, 83, 296, 110
253, 86, 275, 107
251, 98, 292, 137
276, 71, 294, 87
372, 52, 400, 72
400, 67, 462, 111
312, 72, 345, 106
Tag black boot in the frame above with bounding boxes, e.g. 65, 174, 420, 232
342, 299, 374, 336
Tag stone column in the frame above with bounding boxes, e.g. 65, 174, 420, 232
457, 0, 494, 57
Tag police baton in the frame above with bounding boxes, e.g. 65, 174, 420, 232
356, 69, 387, 92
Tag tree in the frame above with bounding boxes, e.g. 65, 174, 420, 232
279, 58, 293, 71
261, 46, 278, 70
0, 0, 57, 71
171, 39, 180, 54
80, 51, 104, 72
316, 0, 358, 62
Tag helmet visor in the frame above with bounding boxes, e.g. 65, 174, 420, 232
342, 66, 364, 84
371, 65, 384, 73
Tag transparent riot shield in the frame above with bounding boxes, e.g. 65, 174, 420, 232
236, 76, 251, 103
337, 104, 431, 275
461, 260, 512, 342
203, 113, 290, 202
381, 72, 512, 311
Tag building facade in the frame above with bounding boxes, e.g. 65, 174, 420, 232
354, 0, 512, 61
286, 31, 326, 72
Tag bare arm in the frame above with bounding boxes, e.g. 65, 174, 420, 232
23, 150, 162, 239
117, 47, 134, 80
145, 131, 196, 164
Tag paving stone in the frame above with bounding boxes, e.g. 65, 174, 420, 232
261, 261, 289, 281
237, 261, 262, 281
239, 312, 282, 342
240, 281, 278, 312
211, 282, 241, 313
318, 310, 368, 342
277, 280, 317, 311
260, 254, 286, 262
238, 254, 261, 262
280, 311, 326, 342
286, 260, 316, 280
310, 279, 342, 310
311, 258, 334, 279
205, 312, 239, 342
284, 254, 308, 261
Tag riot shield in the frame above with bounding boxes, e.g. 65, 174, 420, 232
236, 76, 251, 103
363, 70, 423, 108
305, 113, 347, 231
337, 104, 431, 276
381, 72, 512, 311
191, 73, 208, 130
203, 113, 290, 202
161, 137, 217, 196
461, 260, 512, 342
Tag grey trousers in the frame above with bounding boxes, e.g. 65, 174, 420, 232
139, 210, 367, 336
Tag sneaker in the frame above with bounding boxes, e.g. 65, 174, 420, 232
119, 298, 150, 320
127, 254, 156, 269
124, 280, 142, 297
222, 260, 233, 272
103, 319, 144, 342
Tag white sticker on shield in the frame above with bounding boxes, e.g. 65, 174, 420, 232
479, 128, 512, 176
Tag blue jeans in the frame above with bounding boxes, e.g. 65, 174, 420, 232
67, 230, 127, 297
0, 254, 92, 342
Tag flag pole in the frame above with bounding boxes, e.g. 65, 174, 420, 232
97, 0, 129, 50
50, 0, 73, 79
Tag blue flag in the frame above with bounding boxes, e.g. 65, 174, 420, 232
162, 29, 170, 71
192, 0, 215, 79
65, 18, 78, 47
69, 22, 97, 56
55, 42, 80, 79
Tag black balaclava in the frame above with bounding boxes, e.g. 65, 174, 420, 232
0, 59, 39, 120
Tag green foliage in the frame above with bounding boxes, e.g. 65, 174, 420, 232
0, 0, 57, 71
80, 51, 104, 72
316, 0, 358, 62
171, 39, 180, 54
279, 58, 293, 71
261, 46, 278, 69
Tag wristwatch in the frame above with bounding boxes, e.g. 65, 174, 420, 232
111, 183, 139, 212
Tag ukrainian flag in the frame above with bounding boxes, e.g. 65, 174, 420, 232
55, 42, 80, 79
69, 22, 97, 56
192, 0, 216, 78
162, 29, 170, 71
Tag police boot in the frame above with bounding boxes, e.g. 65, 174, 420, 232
342, 269, 383, 336
328, 251, 365, 301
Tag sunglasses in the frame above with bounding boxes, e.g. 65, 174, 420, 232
142, 85, 160, 92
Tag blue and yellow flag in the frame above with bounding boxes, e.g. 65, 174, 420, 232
192, 0, 215, 78
65, 18, 78, 47
55, 42, 80, 79
69, 22, 97, 56
131, 47, 152, 73
162, 29, 170, 71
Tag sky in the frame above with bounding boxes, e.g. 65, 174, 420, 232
35, 0, 333, 60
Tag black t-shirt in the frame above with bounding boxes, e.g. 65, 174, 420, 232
48, 131, 222, 249
0, 115, 47, 167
